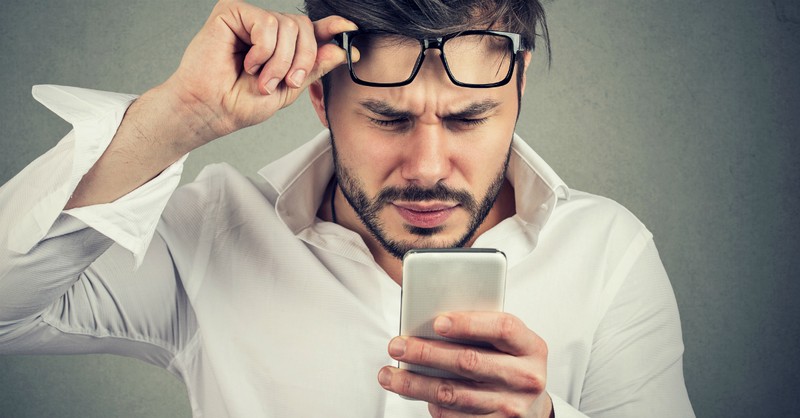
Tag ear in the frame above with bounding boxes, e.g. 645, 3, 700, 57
309, 79, 328, 128
519, 51, 533, 98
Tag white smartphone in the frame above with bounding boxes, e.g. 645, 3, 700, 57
399, 248, 507, 379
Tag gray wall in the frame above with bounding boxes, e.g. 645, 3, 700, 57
1, 0, 798, 417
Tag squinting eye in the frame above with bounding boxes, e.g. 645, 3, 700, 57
458, 118, 488, 126
448, 118, 488, 129
370, 117, 409, 128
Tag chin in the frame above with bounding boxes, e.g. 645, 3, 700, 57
380, 226, 473, 259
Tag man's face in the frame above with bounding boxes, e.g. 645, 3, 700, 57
312, 48, 527, 259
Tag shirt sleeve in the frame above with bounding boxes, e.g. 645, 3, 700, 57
551, 394, 589, 417
0, 85, 195, 368
5, 85, 187, 266
579, 239, 695, 417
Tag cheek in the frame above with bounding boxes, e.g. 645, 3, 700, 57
453, 132, 513, 186
327, 113, 397, 189
335, 131, 402, 190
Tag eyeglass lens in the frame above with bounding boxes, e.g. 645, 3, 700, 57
350, 33, 514, 85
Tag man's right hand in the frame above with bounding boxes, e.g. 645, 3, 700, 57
164, 0, 357, 148
65, 1, 356, 209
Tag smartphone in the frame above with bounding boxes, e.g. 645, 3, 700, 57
399, 248, 507, 379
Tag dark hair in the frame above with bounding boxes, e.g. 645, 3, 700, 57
306, 0, 548, 112
304, 0, 548, 53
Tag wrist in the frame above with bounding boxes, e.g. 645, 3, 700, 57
142, 78, 228, 154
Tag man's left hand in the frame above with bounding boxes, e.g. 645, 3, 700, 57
378, 312, 554, 417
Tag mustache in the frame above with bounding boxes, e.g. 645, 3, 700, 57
374, 183, 478, 212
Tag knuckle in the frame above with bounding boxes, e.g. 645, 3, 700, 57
536, 338, 549, 357
400, 374, 414, 394
415, 340, 433, 363
497, 315, 519, 341
262, 13, 278, 28
516, 369, 546, 393
265, 57, 292, 74
295, 14, 312, 27
248, 43, 269, 58
498, 402, 526, 418
435, 382, 457, 406
282, 17, 298, 31
455, 348, 481, 374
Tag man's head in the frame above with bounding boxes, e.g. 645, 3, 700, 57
305, 0, 548, 259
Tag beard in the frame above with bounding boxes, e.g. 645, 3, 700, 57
330, 133, 512, 260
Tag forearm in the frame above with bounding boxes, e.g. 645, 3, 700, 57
65, 82, 213, 209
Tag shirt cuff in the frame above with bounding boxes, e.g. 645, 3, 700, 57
64, 153, 187, 267
7, 85, 187, 267
550, 393, 589, 418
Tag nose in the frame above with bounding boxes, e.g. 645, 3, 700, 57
400, 125, 453, 188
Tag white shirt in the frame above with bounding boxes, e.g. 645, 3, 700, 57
0, 85, 694, 417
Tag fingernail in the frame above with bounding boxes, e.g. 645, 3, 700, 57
264, 78, 280, 94
290, 69, 306, 86
434, 316, 452, 334
344, 19, 359, 31
247, 64, 261, 75
378, 368, 392, 387
388, 338, 406, 357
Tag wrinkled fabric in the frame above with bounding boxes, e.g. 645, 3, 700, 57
0, 86, 694, 417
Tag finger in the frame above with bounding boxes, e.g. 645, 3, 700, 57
312, 15, 358, 43
242, 12, 279, 75
378, 366, 497, 415
389, 336, 545, 390
210, 2, 284, 78
298, 16, 359, 85
257, 13, 300, 94
282, 14, 316, 88
214, 1, 279, 52
434, 312, 546, 357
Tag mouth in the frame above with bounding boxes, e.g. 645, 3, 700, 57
392, 202, 459, 229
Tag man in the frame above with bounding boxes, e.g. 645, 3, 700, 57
0, 0, 694, 416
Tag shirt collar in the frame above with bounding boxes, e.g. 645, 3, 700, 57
257, 130, 570, 237
507, 133, 570, 221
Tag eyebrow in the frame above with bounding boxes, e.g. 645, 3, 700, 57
359, 99, 501, 119
447, 99, 501, 119
359, 99, 413, 119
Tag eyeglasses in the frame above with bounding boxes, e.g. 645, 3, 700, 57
333, 30, 527, 88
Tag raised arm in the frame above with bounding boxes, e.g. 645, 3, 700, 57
66, 0, 356, 209
0, 0, 355, 359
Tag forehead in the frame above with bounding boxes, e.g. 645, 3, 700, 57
326, 65, 519, 115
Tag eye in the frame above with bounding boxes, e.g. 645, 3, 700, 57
369, 117, 411, 129
447, 117, 488, 130
457, 118, 488, 126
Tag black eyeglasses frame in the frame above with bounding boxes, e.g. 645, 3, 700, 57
333, 29, 528, 88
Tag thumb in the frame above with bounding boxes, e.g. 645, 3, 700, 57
305, 42, 349, 86
301, 16, 359, 87
302, 41, 361, 90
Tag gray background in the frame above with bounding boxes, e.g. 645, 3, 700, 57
1, 0, 798, 417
